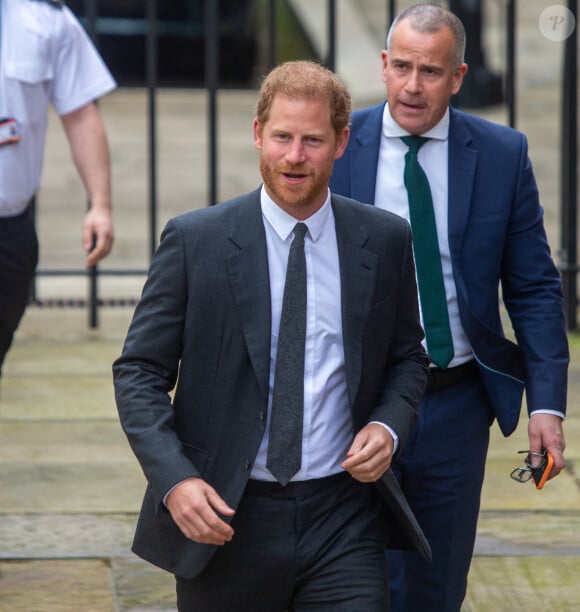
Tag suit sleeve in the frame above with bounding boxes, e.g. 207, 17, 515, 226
369, 222, 430, 450
113, 218, 200, 508
500, 135, 569, 414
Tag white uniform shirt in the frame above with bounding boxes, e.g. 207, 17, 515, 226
0, 0, 116, 216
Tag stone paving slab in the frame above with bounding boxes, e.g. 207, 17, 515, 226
0, 554, 177, 612
480, 457, 580, 511
475, 511, 580, 556
1, 378, 117, 419
0, 421, 144, 514
111, 557, 176, 612
0, 515, 134, 560
464, 557, 580, 611
0, 309, 129, 419
0, 421, 134, 465
0, 559, 116, 612
0, 462, 142, 515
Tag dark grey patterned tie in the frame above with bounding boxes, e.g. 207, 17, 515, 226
267, 222, 307, 486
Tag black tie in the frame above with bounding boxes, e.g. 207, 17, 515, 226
267, 222, 308, 486
401, 136, 454, 368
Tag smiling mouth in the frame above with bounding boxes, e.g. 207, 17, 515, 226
282, 171, 308, 182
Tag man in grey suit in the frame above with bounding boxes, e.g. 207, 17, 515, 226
113, 60, 429, 611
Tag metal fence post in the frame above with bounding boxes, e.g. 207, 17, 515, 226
326, 0, 336, 71
506, 0, 516, 128
560, 0, 578, 330
206, 0, 219, 206
267, 0, 278, 70
146, 0, 159, 258
388, 0, 396, 27
85, 0, 99, 328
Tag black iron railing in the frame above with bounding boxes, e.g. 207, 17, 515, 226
32, 0, 578, 329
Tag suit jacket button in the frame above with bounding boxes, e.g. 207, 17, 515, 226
245, 460, 251, 470
259, 411, 265, 421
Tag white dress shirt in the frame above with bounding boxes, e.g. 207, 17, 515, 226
375, 104, 473, 368
251, 187, 354, 480
375, 104, 562, 419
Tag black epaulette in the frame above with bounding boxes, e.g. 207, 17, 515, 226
30, 0, 65, 8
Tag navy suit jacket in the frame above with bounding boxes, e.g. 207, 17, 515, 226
113, 189, 431, 578
330, 103, 568, 436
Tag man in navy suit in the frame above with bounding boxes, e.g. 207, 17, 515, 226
114, 60, 430, 611
330, 4, 568, 610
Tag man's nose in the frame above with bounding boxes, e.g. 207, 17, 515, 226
405, 70, 422, 93
285, 141, 306, 164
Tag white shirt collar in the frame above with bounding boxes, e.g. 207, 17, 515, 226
382, 103, 450, 141
260, 185, 331, 243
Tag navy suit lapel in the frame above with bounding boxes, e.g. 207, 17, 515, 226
447, 108, 477, 264
349, 103, 385, 205
226, 192, 271, 399
332, 197, 378, 407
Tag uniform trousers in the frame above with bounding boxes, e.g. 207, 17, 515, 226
386, 373, 492, 611
0, 207, 38, 376
176, 472, 390, 611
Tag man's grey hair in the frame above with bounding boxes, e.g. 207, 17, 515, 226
386, 3, 466, 70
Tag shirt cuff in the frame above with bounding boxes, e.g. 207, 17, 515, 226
369, 421, 399, 453
529, 409, 565, 420
163, 477, 198, 507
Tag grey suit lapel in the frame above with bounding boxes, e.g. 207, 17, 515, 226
228, 193, 379, 406
332, 197, 378, 407
226, 192, 271, 399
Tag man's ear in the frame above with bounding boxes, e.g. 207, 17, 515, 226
381, 50, 389, 84
334, 127, 350, 160
253, 118, 262, 150
452, 63, 468, 95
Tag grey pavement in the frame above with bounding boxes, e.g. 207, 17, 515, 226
1, 1, 580, 610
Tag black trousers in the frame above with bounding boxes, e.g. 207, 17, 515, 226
0, 207, 38, 376
176, 473, 390, 611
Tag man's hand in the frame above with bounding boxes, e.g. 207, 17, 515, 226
528, 413, 566, 480
166, 478, 235, 545
341, 423, 395, 482
83, 207, 114, 268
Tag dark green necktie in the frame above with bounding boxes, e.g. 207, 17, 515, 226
401, 136, 454, 368
267, 223, 307, 486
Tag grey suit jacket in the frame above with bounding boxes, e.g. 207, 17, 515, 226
113, 188, 430, 578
